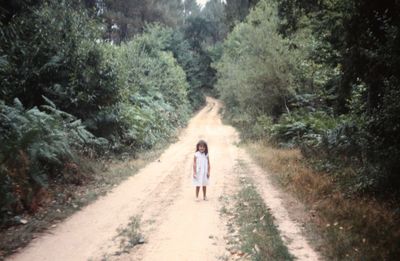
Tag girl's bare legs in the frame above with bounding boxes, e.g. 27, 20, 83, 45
202, 186, 207, 200
196, 186, 200, 198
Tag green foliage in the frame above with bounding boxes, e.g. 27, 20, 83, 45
216, 0, 299, 128
0, 0, 195, 227
272, 110, 339, 146
0, 98, 106, 226
252, 115, 274, 139
101, 0, 185, 42
0, 0, 44, 24
224, 0, 261, 30
109, 27, 191, 149
0, 0, 119, 125
170, 32, 206, 109
137, 25, 206, 109
360, 80, 400, 191
0, 2, 193, 151
183, 16, 219, 92
201, 0, 229, 41
216, 0, 400, 194
183, 0, 201, 17
236, 177, 293, 260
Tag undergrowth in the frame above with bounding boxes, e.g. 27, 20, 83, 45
244, 142, 400, 260
0, 144, 164, 259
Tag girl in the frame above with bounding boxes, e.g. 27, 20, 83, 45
193, 140, 210, 200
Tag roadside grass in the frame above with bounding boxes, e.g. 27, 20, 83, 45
0, 144, 165, 259
244, 142, 400, 261
221, 161, 293, 261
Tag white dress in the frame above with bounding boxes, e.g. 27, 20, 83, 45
193, 151, 209, 186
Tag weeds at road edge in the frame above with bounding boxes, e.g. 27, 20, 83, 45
244, 142, 400, 260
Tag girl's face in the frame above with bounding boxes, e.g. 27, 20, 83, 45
198, 144, 206, 153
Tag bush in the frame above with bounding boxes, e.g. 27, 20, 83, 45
0, 98, 107, 227
271, 110, 339, 146
108, 28, 191, 149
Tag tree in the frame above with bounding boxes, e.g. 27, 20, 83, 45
202, 0, 228, 41
342, 0, 400, 189
0, 0, 119, 124
183, 16, 219, 90
216, 0, 297, 123
184, 0, 201, 18
101, 0, 185, 42
224, 0, 260, 30
0, 0, 43, 24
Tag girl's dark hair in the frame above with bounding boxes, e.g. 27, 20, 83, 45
196, 140, 208, 155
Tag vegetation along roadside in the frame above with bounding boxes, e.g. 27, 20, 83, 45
1, 0, 220, 258
215, 0, 400, 259
244, 142, 400, 260
0, 142, 167, 259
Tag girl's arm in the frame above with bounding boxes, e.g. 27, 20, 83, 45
207, 157, 210, 178
193, 156, 197, 177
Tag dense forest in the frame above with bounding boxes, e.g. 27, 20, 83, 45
216, 0, 400, 196
1, 0, 400, 257
214, 1, 400, 259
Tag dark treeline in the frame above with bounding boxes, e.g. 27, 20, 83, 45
0, 0, 228, 228
216, 0, 400, 196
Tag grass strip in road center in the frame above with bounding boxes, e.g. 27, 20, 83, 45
236, 178, 293, 261
232, 161, 293, 261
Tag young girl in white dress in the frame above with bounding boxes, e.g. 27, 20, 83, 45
193, 140, 210, 200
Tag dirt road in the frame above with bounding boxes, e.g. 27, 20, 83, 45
9, 97, 320, 261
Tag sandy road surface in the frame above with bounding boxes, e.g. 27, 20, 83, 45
9, 97, 320, 261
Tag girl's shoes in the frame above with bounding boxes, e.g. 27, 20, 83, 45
203, 196, 208, 201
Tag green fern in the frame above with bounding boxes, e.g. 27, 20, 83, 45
0, 98, 107, 225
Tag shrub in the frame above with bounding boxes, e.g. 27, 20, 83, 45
0, 98, 107, 227
109, 28, 191, 149
271, 110, 339, 146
